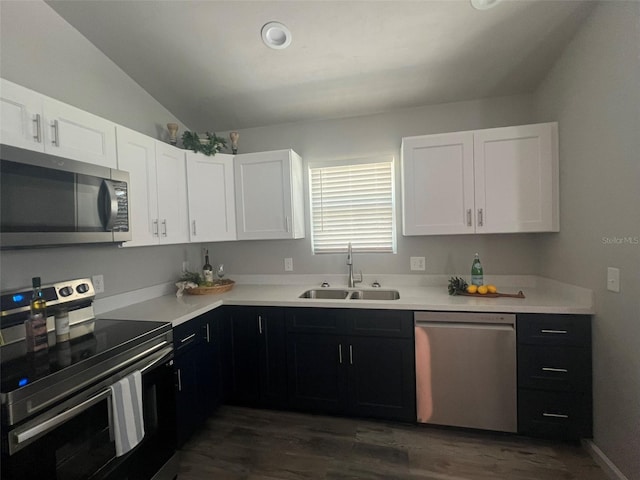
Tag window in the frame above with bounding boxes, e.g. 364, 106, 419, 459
309, 157, 396, 254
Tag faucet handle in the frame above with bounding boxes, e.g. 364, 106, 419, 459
354, 271, 363, 285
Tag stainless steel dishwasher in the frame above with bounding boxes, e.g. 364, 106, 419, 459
414, 311, 517, 432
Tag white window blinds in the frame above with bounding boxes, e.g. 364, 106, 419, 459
309, 159, 395, 254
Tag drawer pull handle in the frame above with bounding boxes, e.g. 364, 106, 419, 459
542, 367, 568, 373
540, 329, 568, 334
180, 333, 196, 343
542, 412, 569, 419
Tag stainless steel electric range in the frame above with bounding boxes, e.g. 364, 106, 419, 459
0, 278, 178, 480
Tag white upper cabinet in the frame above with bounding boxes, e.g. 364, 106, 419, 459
116, 126, 159, 247
155, 142, 190, 244
234, 149, 305, 240
117, 127, 189, 246
1, 78, 117, 168
186, 152, 237, 242
402, 122, 559, 235
0, 78, 44, 151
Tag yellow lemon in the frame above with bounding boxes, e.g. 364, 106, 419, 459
477, 285, 489, 295
466, 284, 478, 294
487, 285, 497, 294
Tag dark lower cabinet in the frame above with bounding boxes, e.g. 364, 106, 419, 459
286, 309, 416, 422
173, 310, 222, 446
221, 306, 288, 408
517, 314, 592, 440
287, 333, 347, 414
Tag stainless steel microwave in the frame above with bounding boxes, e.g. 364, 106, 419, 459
1, 144, 131, 248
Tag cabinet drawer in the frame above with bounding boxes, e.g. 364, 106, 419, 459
174, 318, 204, 352
518, 345, 591, 392
286, 308, 344, 334
517, 314, 591, 347
342, 309, 413, 338
518, 389, 592, 439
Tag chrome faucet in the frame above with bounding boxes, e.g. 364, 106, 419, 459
346, 242, 362, 288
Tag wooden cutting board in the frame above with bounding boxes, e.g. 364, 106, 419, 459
457, 290, 525, 299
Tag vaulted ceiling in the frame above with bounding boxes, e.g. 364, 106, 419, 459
47, 0, 595, 132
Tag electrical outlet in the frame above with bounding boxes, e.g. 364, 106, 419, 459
284, 258, 294, 272
607, 267, 620, 292
410, 257, 426, 271
92, 274, 105, 294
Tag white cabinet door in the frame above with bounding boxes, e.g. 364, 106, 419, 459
0, 79, 45, 151
116, 126, 159, 247
402, 132, 475, 235
43, 98, 117, 168
156, 143, 189, 244
474, 123, 558, 233
401, 122, 558, 235
186, 152, 236, 242
234, 149, 304, 240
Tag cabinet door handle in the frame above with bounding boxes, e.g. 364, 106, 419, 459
162, 219, 168, 237
32, 114, 42, 142
258, 315, 263, 334
192, 220, 197, 236
349, 345, 353, 365
541, 329, 567, 335
51, 119, 60, 146
206, 323, 211, 343
542, 412, 569, 419
152, 219, 159, 237
338, 344, 343, 364
542, 367, 568, 373
285, 216, 290, 233
466, 209, 472, 227
477, 208, 483, 227
177, 369, 182, 392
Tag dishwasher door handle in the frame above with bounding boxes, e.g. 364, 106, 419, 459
415, 321, 514, 331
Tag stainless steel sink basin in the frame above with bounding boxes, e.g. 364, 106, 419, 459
299, 289, 350, 299
349, 289, 400, 300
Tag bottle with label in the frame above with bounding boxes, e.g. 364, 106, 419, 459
202, 249, 214, 284
471, 253, 484, 286
25, 277, 49, 353
55, 309, 70, 342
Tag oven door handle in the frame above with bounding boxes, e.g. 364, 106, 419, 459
14, 388, 112, 446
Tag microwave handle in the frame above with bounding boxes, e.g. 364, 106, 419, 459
101, 180, 119, 231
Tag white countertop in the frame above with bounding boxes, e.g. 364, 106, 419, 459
100, 275, 594, 327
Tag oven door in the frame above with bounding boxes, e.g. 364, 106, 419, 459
1, 351, 176, 480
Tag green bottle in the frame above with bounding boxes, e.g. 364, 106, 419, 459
471, 253, 484, 286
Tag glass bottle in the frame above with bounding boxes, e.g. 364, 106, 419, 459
471, 253, 484, 286
202, 249, 214, 283
25, 277, 48, 353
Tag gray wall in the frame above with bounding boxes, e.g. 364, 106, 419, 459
0, 0, 201, 295
534, 2, 640, 479
210, 94, 542, 276
0, 0, 189, 140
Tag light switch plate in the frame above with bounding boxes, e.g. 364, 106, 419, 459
92, 274, 105, 294
410, 257, 426, 271
607, 267, 620, 292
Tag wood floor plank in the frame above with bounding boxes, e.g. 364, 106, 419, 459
178, 406, 607, 480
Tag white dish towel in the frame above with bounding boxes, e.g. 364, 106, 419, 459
110, 370, 145, 457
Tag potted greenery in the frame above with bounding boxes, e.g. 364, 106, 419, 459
181, 131, 227, 156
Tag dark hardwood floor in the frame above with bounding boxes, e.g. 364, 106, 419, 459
178, 406, 607, 480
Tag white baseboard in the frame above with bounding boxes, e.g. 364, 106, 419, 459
582, 439, 630, 480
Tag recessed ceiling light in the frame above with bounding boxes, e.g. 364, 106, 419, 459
470, 0, 503, 10
261, 22, 292, 50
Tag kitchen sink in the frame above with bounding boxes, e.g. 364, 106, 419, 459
299, 289, 350, 299
349, 289, 400, 300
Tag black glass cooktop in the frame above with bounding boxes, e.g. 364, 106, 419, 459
0, 318, 170, 394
